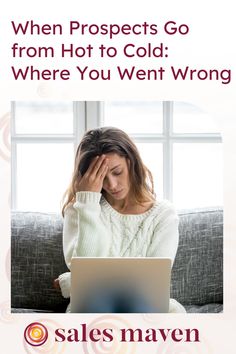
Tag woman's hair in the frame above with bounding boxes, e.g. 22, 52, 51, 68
62, 127, 155, 215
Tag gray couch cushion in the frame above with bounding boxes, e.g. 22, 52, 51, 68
11, 308, 54, 313
171, 207, 223, 306
11, 212, 69, 312
185, 303, 223, 313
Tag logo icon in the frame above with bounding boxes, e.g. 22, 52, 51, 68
24, 322, 48, 346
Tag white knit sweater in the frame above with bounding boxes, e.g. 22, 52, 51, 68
59, 191, 180, 300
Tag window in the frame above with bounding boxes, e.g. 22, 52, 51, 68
11, 101, 223, 212
11, 101, 83, 212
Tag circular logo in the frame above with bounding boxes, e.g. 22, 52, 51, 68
24, 322, 48, 346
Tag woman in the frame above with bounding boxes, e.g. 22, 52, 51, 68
55, 126, 185, 313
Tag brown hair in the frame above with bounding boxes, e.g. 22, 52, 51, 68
62, 127, 155, 216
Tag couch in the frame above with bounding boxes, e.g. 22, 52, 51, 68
11, 207, 223, 313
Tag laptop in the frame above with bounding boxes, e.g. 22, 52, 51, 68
70, 257, 171, 313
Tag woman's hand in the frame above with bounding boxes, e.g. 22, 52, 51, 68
76, 155, 108, 193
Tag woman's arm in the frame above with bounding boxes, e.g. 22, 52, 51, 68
63, 191, 111, 269
58, 155, 110, 296
58, 193, 110, 298
146, 203, 179, 267
63, 155, 111, 269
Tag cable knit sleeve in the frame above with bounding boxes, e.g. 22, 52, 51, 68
63, 191, 111, 269
58, 272, 71, 298
146, 202, 179, 267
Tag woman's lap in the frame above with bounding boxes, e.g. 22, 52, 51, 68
65, 298, 186, 313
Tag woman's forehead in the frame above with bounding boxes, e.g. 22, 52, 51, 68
104, 153, 127, 166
